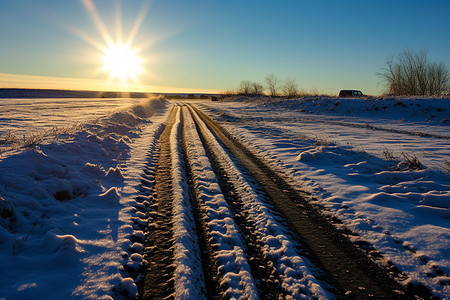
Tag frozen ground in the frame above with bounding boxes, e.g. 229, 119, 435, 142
0, 96, 171, 299
0, 98, 142, 145
0, 95, 449, 299
198, 96, 450, 299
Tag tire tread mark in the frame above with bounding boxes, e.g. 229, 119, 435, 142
187, 103, 435, 299
140, 106, 178, 300
180, 106, 223, 299
188, 105, 289, 299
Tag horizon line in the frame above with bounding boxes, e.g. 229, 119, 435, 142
0, 72, 220, 95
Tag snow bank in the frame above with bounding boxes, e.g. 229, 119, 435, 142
0, 97, 170, 299
200, 97, 450, 298
234, 96, 450, 125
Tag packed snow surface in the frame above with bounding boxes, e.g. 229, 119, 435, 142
187, 107, 330, 299
0, 96, 170, 299
1, 95, 449, 299
0, 98, 141, 136
199, 96, 450, 299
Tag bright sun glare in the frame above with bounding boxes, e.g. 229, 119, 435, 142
102, 43, 142, 82
73, 0, 152, 85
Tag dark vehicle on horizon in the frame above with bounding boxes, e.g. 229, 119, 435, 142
339, 90, 364, 97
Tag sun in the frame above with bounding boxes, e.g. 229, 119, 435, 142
102, 43, 142, 82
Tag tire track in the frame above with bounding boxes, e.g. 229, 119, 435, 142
187, 103, 434, 299
186, 106, 293, 299
140, 106, 178, 299
186, 105, 331, 299
139, 102, 435, 299
181, 105, 259, 299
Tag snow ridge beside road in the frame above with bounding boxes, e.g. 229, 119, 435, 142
0, 97, 170, 299
199, 96, 450, 299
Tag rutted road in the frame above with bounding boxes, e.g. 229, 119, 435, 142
135, 103, 432, 299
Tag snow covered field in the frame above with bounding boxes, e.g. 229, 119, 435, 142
0, 95, 449, 299
198, 96, 450, 299
0, 97, 171, 299
0, 98, 143, 152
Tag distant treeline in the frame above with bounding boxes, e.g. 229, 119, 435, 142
0, 88, 149, 98
223, 74, 327, 98
225, 50, 449, 98
0, 88, 216, 99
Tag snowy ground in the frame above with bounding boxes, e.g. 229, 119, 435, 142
0, 97, 171, 299
0, 95, 449, 299
198, 96, 450, 299
0, 98, 143, 151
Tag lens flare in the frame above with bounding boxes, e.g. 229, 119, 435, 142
102, 43, 142, 82
78, 0, 151, 83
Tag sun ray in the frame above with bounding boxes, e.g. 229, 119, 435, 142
126, 0, 152, 46
29, 2, 105, 51
36, 0, 170, 88
66, 25, 105, 51
81, 0, 113, 46
78, 0, 148, 83
115, 0, 123, 43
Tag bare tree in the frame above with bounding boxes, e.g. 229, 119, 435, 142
265, 73, 279, 97
238, 80, 252, 95
427, 61, 449, 95
250, 81, 264, 95
281, 78, 298, 98
378, 50, 449, 96
238, 80, 264, 96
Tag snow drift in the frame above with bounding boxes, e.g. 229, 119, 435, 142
0, 96, 170, 299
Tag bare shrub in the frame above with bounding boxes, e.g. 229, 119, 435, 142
378, 50, 450, 96
282, 78, 299, 98
0, 196, 15, 232
23, 133, 44, 149
250, 81, 264, 95
0, 132, 17, 145
221, 90, 237, 97
238, 80, 264, 96
265, 73, 279, 97
382, 148, 398, 161
238, 80, 252, 95
395, 152, 425, 171
0, 124, 84, 153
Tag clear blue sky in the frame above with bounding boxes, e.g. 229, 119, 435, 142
1, 0, 449, 95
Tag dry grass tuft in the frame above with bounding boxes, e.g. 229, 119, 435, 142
395, 152, 425, 171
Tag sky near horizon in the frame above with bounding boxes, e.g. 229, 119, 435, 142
0, 0, 449, 95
